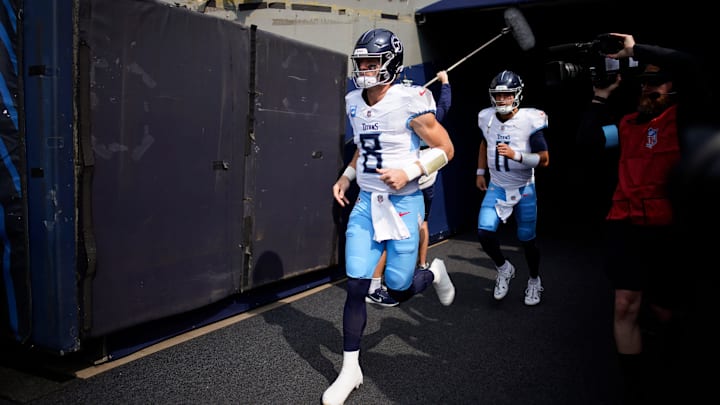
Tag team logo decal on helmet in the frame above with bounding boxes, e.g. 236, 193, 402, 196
391, 35, 403, 54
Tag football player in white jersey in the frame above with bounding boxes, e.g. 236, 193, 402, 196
366, 69, 453, 307
475, 70, 550, 306
324, 29, 455, 405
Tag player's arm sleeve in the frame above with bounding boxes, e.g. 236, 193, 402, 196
529, 130, 548, 153
576, 101, 615, 153
435, 84, 452, 123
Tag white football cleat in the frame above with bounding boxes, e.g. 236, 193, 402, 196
322, 350, 363, 405
429, 258, 455, 306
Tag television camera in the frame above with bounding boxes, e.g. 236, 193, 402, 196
545, 33, 639, 88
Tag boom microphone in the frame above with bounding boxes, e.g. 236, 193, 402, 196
423, 7, 535, 88
504, 7, 536, 51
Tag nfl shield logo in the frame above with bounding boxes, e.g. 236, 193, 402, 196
645, 127, 658, 149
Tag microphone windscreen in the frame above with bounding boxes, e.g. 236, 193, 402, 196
504, 7, 535, 51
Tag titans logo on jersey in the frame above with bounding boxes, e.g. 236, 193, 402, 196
346, 84, 436, 195
478, 107, 548, 189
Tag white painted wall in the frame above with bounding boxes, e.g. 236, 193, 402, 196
157, 0, 441, 74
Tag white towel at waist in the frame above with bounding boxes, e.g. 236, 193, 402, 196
495, 187, 522, 224
371, 192, 411, 242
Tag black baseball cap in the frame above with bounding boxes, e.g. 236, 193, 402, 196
637, 63, 673, 84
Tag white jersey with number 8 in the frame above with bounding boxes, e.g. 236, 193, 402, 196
346, 84, 436, 195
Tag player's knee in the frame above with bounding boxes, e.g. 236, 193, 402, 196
386, 286, 413, 302
520, 238, 536, 250
517, 226, 536, 241
346, 277, 371, 299
477, 228, 496, 244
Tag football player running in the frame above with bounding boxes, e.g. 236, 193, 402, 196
475, 70, 550, 306
325, 28, 455, 405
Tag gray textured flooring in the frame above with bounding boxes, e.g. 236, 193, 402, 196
0, 229, 702, 404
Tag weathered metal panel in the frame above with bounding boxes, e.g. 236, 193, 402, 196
23, 0, 79, 352
83, 0, 250, 337
247, 29, 345, 288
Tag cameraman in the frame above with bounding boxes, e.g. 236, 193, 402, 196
576, 33, 706, 404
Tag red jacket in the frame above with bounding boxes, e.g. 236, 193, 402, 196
607, 105, 680, 225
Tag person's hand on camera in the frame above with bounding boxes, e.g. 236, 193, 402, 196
593, 74, 621, 100
606, 33, 635, 59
